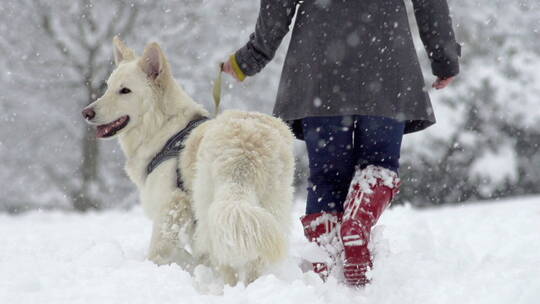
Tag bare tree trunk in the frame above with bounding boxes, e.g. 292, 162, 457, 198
72, 82, 101, 211
25, 0, 145, 211
72, 124, 100, 211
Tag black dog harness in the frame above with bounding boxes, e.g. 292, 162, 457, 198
146, 116, 210, 191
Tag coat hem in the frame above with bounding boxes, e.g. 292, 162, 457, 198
278, 113, 435, 141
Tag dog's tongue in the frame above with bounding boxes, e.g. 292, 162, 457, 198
95, 116, 129, 138
96, 124, 112, 138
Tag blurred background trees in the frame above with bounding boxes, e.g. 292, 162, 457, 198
0, 0, 539, 212
399, 0, 540, 206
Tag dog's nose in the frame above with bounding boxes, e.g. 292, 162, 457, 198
82, 108, 95, 120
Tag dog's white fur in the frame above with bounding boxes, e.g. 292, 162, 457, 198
84, 37, 295, 285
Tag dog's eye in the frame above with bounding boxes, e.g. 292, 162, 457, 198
119, 88, 132, 95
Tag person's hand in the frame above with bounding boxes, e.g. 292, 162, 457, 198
223, 58, 241, 81
432, 76, 455, 90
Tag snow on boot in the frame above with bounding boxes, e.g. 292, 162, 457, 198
340, 165, 400, 287
300, 212, 343, 280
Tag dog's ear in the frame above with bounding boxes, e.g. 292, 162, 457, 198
139, 42, 172, 86
113, 36, 135, 66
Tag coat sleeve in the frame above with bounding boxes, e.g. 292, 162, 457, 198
411, 0, 461, 79
235, 0, 298, 77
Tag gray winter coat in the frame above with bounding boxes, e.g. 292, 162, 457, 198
235, 0, 461, 139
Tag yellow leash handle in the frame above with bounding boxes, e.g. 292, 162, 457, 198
212, 63, 224, 118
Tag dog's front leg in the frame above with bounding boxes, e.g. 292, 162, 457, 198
148, 191, 197, 272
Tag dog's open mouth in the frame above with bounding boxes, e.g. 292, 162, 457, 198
96, 116, 130, 138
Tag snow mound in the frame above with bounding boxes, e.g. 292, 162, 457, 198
1, 197, 539, 304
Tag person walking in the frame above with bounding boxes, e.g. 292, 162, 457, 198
223, 0, 460, 287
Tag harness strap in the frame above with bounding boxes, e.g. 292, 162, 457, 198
146, 116, 210, 191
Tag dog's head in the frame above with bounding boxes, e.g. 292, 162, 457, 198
82, 37, 174, 139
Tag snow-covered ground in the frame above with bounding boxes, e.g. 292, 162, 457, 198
1, 196, 539, 304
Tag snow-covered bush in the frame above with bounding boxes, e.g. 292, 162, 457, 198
399, 0, 540, 205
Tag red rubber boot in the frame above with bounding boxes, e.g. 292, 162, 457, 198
340, 165, 400, 286
301, 212, 343, 280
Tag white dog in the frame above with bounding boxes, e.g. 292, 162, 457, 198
82, 37, 295, 285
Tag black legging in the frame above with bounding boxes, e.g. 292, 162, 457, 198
302, 115, 405, 214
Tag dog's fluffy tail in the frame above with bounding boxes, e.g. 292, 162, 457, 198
207, 183, 286, 267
